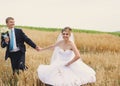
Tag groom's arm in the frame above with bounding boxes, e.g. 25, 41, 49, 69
1, 35, 8, 48
20, 29, 37, 49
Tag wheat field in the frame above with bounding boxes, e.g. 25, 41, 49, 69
0, 28, 120, 86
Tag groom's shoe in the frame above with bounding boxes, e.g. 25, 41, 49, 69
13, 69, 19, 75
45, 84, 53, 86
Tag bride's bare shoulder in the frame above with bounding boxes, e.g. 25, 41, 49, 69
69, 41, 74, 44
69, 41, 76, 47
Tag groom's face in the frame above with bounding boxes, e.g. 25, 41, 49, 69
6, 19, 15, 29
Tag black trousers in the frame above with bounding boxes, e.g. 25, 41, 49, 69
9, 51, 26, 74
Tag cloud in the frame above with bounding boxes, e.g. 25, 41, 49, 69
0, 0, 120, 32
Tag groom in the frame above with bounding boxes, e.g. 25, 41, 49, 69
1, 17, 41, 75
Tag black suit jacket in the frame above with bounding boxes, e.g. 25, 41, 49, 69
1, 28, 37, 60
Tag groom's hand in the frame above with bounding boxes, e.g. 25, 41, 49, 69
4, 37, 9, 44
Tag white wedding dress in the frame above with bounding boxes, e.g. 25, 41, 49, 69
37, 46, 96, 86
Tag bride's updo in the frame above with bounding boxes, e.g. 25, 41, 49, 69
61, 27, 72, 36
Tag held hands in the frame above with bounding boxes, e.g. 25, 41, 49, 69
35, 46, 42, 51
35, 47, 51, 52
35, 46, 47, 52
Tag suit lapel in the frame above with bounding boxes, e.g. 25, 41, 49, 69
14, 28, 18, 41
7, 31, 9, 37
14, 28, 17, 36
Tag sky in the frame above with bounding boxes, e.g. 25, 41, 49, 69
0, 0, 120, 32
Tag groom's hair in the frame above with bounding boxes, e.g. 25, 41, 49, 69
6, 17, 14, 23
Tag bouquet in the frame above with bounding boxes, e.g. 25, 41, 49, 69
0, 27, 10, 38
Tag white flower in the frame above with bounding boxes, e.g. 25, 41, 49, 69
0, 27, 10, 34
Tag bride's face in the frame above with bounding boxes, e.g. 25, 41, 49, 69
62, 31, 70, 41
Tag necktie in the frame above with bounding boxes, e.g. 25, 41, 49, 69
9, 30, 14, 50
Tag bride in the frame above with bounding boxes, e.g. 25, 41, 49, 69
37, 27, 96, 86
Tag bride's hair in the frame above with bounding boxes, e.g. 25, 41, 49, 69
56, 27, 74, 43
64, 27, 72, 31
61, 27, 72, 36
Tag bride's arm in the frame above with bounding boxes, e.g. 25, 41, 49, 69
40, 44, 55, 51
65, 42, 80, 66
40, 41, 62, 51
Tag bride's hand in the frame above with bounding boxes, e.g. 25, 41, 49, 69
39, 48, 44, 52
65, 62, 71, 66
39, 48, 48, 52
